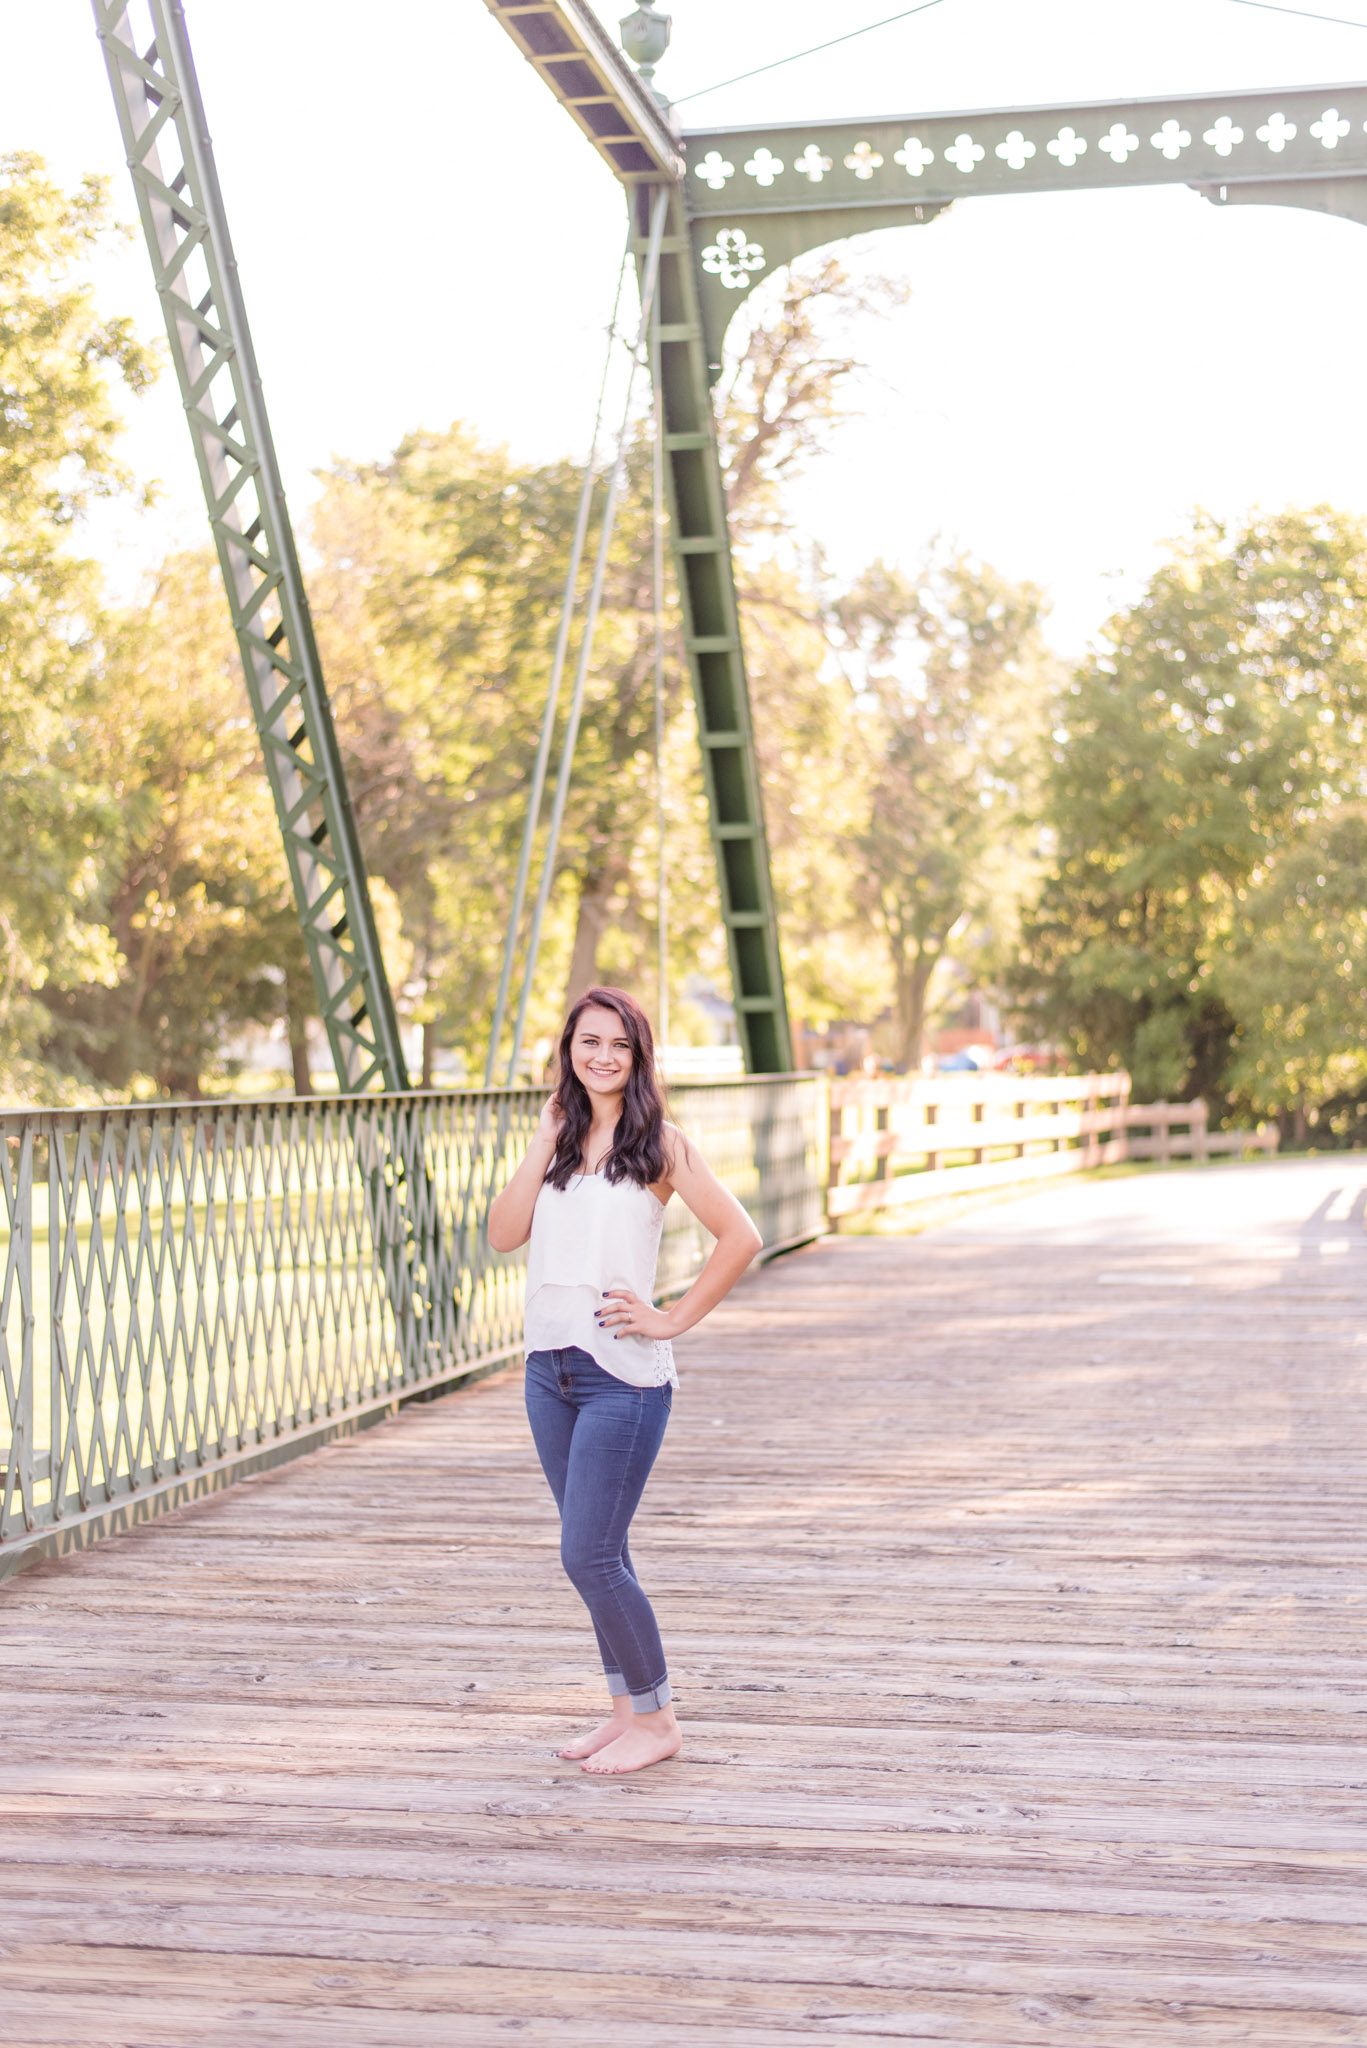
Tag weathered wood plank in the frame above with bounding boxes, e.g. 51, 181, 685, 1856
1, 1943, 1363, 2044
2, 1159, 1366, 2042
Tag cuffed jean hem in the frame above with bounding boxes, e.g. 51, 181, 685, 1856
630, 1677, 672, 1714
605, 1672, 630, 1697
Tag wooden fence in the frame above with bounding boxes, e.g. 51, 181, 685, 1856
827, 1073, 1278, 1218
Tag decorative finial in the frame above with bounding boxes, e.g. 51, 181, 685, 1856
619, 4, 672, 106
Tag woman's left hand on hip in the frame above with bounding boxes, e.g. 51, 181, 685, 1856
595, 1289, 676, 1341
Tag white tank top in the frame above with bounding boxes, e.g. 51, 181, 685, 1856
524, 1170, 678, 1389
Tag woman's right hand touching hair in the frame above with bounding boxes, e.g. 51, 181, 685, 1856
535, 1095, 566, 1146
488, 1093, 564, 1254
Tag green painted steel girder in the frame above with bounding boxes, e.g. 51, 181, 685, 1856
91, 0, 410, 1096
482, 3, 794, 1071
634, 184, 793, 1075
683, 81, 1367, 365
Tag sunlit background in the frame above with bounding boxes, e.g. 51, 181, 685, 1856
3, 0, 1367, 649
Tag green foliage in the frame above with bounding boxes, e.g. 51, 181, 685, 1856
1217, 807, 1367, 1123
18, 180, 1367, 1132
0, 152, 155, 541
39, 554, 303, 1097
306, 424, 713, 1072
1018, 508, 1367, 1105
743, 554, 886, 1030
299, 256, 919, 1078
720, 260, 910, 1034
0, 154, 157, 1096
837, 554, 1055, 1067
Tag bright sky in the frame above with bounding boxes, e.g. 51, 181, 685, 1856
5, 0, 1367, 649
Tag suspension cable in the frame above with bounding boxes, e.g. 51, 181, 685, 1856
674, 0, 1367, 114
1226, 0, 1367, 24
673, 0, 951, 105
483, 235, 632, 1086
505, 186, 672, 1083
651, 273, 669, 1059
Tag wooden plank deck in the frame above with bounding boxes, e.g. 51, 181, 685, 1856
2, 1157, 1365, 2047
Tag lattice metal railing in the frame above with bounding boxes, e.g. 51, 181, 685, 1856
0, 1077, 826, 1568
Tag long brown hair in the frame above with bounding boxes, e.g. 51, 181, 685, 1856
545, 986, 667, 1192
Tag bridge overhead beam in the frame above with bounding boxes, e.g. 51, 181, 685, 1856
479, 0, 683, 181
684, 81, 1367, 364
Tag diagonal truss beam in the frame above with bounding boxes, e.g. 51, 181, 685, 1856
91, 0, 410, 1096
683, 81, 1367, 365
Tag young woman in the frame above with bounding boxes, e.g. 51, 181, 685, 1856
488, 986, 762, 1776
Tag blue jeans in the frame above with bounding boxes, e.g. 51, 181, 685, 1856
524, 1346, 673, 1713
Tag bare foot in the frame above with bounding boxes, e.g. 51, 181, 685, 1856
558, 1705, 632, 1760
580, 1710, 682, 1775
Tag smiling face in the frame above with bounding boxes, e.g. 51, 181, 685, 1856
569, 1004, 635, 1105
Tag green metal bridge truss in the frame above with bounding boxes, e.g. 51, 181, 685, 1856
91, 4, 1367, 1078
457, 10, 1367, 1073
680, 80, 1367, 370
91, 1, 409, 1096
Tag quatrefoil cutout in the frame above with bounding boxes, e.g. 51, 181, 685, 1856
744, 147, 784, 187
944, 133, 985, 174
1310, 107, 1351, 148
700, 228, 766, 290
794, 144, 833, 182
894, 136, 934, 177
1150, 120, 1190, 160
1047, 127, 1087, 167
995, 130, 1036, 170
1098, 124, 1139, 163
844, 140, 884, 179
1256, 111, 1296, 153
1203, 116, 1244, 157
694, 150, 734, 191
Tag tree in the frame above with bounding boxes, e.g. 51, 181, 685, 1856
0, 154, 156, 1095
1217, 808, 1367, 1140
717, 256, 908, 543
301, 258, 963, 1071
1019, 508, 1367, 1103
39, 554, 303, 1098
718, 259, 914, 1039
837, 555, 1053, 1069
307, 426, 707, 1069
